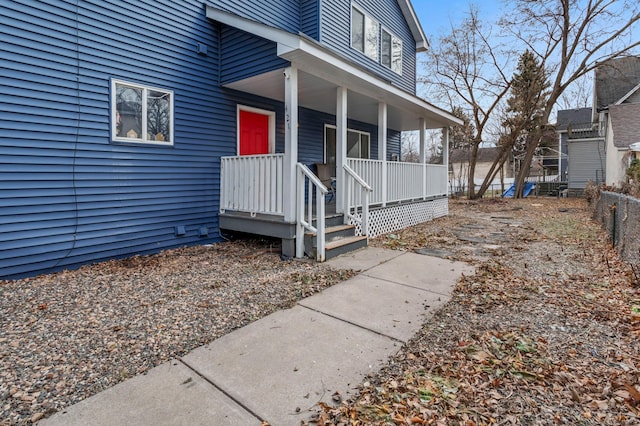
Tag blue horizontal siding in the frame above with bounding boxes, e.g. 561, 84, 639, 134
211, 0, 300, 33
1, 0, 405, 279
297, 106, 402, 164
387, 129, 401, 160
220, 26, 289, 85
0, 0, 231, 279
301, 0, 320, 40
320, 0, 417, 93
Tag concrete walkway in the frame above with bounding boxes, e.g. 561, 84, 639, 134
40, 248, 473, 426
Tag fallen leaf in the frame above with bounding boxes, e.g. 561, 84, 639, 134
470, 350, 493, 362
624, 383, 640, 406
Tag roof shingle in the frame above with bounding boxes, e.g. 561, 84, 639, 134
609, 103, 640, 148
595, 56, 640, 110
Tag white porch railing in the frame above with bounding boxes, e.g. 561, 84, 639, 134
346, 159, 383, 204
387, 161, 424, 203
426, 164, 448, 196
343, 164, 372, 236
347, 158, 448, 206
219, 155, 447, 259
220, 154, 284, 215
296, 163, 328, 261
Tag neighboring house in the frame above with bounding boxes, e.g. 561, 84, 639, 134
1, 1, 460, 278
449, 147, 513, 193
555, 108, 605, 190
594, 56, 640, 186
533, 127, 564, 181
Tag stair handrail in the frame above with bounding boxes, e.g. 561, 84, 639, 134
296, 163, 328, 261
343, 164, 372, 236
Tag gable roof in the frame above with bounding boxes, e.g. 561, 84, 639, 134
595, 56, 640, 110
609, 103, 640, 148
617, 81, 640, 105
396, 0, 429, 52
556, 108, 593, 131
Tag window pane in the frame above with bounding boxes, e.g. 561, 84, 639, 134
381, 30, 391, 68
325, 127, 337, 176
364, 16, 378, 61
392, 35, 402, 74
347, 131, 360, 158
361, 134, 370, 159
351, 8, 364, 52
116, 84, 142, 139
147, 90, 171, 142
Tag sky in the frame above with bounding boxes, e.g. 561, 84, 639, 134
412, 0, 504, 40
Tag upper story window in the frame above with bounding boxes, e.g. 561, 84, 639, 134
111, 79, 174, 145
351, 5, 378, 62
381, 28, 402, 75
351, 5, 402, 75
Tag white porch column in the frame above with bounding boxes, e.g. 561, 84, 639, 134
419, 117, 426, 199
336, 86, 347, 214
558, 133, 563, 179
283, 66, 298, 222
443, 126, 449, 196
378, 102, 387, 207
442, 126, 449, 165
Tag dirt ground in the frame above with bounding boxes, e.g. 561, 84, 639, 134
316, 197, 640, 425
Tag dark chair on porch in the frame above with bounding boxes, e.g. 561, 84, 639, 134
315, 163, 336, 203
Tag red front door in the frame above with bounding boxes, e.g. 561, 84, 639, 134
239, 110, 270, 155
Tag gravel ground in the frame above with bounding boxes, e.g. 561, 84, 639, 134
0, 239, 356, 425
317, 197, 640, 425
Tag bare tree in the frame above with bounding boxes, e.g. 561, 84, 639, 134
557, 74, 593, 110
445, 108, 475, 193
420, 6, 512, 199
503, 0, 640, 197
401, 132, 420, 162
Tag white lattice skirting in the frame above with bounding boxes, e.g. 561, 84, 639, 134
350, 197, 448, 237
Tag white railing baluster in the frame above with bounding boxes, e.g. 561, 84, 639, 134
426, 164, 447, 197
307, 179, 313, 227
296, 168, 305, 258
296, 163, 328, 261
344, 159, 448, 206
220, 154, 285, 215
316, 184, 325, 260
343, 164, 372, 238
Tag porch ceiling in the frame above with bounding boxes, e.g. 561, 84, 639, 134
225, 68, 446, 131
225, 69, 397, 128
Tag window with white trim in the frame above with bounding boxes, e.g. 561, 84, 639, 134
325, 125, 371, 176
381, 28, 402, 74
351, 5, 378, 61
111, 79, 174, 145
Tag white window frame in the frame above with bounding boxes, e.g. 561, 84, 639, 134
236, 105, 276, 155
350, 4, 379, 62
324, 124, 371, 162
381, 26, 403, 75
111, 79, 174, 146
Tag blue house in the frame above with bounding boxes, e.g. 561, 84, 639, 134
1, 0, 461, 279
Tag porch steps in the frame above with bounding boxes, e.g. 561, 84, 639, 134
305, 214, 368, 260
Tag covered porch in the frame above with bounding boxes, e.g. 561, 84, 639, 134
208, 7, 462, 260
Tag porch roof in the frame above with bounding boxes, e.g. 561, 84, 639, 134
206, 7, 462, 132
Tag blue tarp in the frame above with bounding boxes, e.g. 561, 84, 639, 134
502, 182, 535, 198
